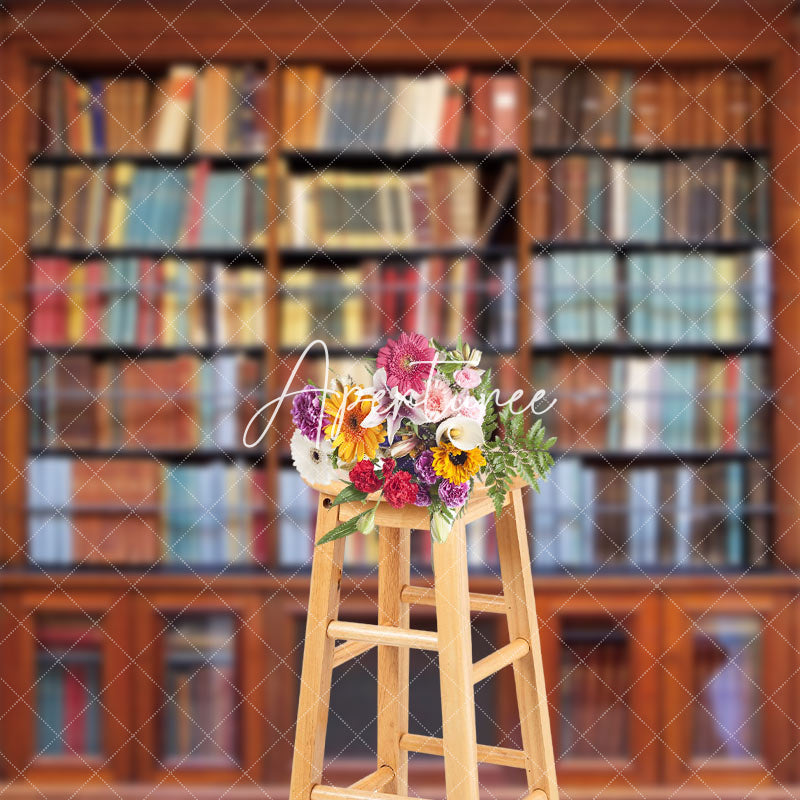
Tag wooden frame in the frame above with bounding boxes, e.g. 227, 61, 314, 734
661, 588, 797, 788
536, 589, 661, 787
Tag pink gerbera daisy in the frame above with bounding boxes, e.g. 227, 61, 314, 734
376, 333, 436, 395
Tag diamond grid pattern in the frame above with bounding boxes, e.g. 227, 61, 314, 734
0, 1, 798, 798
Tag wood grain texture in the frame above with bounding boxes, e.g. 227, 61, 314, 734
377, 527, 411, 793
496, 489, 559, 800
432, 519, 480, 800
289, 494, 346, 800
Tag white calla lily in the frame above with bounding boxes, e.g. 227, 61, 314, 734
435, 416, 484, 450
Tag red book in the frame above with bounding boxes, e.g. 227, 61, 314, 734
470, 72, 493, 149
723, 357, 740, 450
63, 665, 87, 754
83, 260, 104, 345
425, 257, 446, 340
382, 265, 399, 335
438, 66, 469, 151
401, 264, 419, 332
137, 259, 160, 346
31, 258, 70, 345
182, 160, 211, 246
490, 75, 519, 150
462, 257, 478, 342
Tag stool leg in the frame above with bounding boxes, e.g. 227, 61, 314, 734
289, 495, 346, 800
496, 488, 559, 800
432, 519, 480, 800
377, 526, 411, 793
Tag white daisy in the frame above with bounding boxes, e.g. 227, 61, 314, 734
290, 429, 337, 485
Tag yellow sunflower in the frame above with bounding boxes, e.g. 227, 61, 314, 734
431, 443, 486, 484
324, 386, 384, 463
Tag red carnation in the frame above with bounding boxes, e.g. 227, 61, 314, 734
383, 470, 418, 509
381, 457, 396, 477
349, 460, 383, 493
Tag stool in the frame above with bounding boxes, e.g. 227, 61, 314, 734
289, 478, 558, 800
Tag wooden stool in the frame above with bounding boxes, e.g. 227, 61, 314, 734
289, 478, 558, 800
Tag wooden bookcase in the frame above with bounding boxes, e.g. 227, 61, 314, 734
1, 2, 800, 798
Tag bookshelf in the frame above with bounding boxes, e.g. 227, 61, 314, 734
1, 2, 799, 797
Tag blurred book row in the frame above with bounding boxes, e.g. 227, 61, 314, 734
32, 64, 768, 157
27, 457, 267, 566
530, 156, 769, 243
531, 65, 768, 149
28, 353, 264, 451
30, 163, 268, 249
534, 354, 769, 453
283, 67, 519, 152
35, 65, 267, 156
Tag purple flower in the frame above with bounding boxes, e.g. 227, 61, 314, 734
414, 450, 437, 485
414, 485, 432, 507
438, 479, 470, 508
291, 385, 329, 441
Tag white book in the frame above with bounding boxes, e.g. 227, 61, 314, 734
385, 77, 413, 151
623, 358, 654, 451
289, 176, 310, 246
532, 473, 557, 568
673, 466, 694, 566
425, 74, 449, 149
531, 256, 549, 343
466, 517, 487, 568
212, 354, 239, 449
557, 459, 584, 567
154, 65, 195, 155
610, 159, 628, 241
407, 78, 431, 150
499, 257, 516, 350
751, 248, 771, 344
629, 468, 659, 566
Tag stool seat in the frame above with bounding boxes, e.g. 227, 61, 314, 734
305, 476, 528, 529
289, 480, 559, 800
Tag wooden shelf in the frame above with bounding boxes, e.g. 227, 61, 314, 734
29, 152, 266, 167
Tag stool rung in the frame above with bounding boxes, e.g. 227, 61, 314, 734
332, 640, 375, 668
312, 787, 432, 800
472, 637, 530, 684
400, 584, 507, 614
399, 732, 527, 769
523, 792, 548, 800
327, 620, 438, 651
348, 765, 394, 791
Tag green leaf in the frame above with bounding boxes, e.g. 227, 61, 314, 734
330, 484, 369, 507
316, 512, 369, 545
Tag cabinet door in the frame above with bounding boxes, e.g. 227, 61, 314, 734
538, 591, 660, 786
662, 589, 795, 786
131, 593, 265, 783
3, 589, 134, 782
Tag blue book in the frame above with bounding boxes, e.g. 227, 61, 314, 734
626, 162, 662, 242
725, 462, 745, 566
89, 79, 106, 154
36, 666, 64, 754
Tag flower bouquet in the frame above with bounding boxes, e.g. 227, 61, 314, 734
289, 333, 557, 544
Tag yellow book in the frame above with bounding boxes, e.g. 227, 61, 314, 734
67, 267, 86, 343
280, 269, 314, 347
160, 258, 178, 346
106, 162, 135, 246
341, 268, 364, 346
714, 256, 739, 344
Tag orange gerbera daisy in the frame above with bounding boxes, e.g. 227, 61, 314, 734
324, 385, 385, 463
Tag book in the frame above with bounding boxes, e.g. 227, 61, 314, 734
285, 68, 519, 152
531, 65, 768, 149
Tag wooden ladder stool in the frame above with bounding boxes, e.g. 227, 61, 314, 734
289, 478, 558, 800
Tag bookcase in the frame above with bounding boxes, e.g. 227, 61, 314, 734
1, 2, 800, 798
